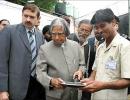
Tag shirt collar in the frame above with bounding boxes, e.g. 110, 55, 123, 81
61, 38, 67, 48
102, 33, 120, 51
81, 39, 88, 47
26, 27, 35, 34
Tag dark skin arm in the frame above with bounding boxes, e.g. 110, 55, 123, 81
81, 71, 130, 93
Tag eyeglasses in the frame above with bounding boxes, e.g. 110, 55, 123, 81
79, 28, 91, 33
51, 33, 65, 37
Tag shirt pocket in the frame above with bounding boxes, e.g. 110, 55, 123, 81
105, 58, 121, 80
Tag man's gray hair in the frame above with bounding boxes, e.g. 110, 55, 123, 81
78, 19, 91, 28
49, 18, 70, 36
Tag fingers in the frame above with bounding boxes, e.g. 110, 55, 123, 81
73, 70, 83, 80
77, 74, 82, 80
80, 78, 90, 82
80, 82, 94, 93
73, 73, 77, 79
58, 78, 64, 83
51, 78, 64, 89
81, 78, 93, 85
80, 78, 95, 92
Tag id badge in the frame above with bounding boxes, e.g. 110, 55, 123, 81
105, 56, 117, 69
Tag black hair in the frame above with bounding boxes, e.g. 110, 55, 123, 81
61, 15, 71, 25
22, 4, 40, 18
42, 25, 50, 35
91, 8, 115, 24
0, 19, 10, 24
114, 15, 120, 23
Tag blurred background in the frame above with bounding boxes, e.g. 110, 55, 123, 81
0, 0, 129, 36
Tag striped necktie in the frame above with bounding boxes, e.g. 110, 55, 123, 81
28, 31, 37, 77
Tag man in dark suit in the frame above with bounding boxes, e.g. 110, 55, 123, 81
42, 25, 52, 42
68, 19, 104, 100
68, 19, 94, 78
0, 4, 45, 100
68, 19, 93, 100
86, 31, 104, 76
0, 19, 10, 31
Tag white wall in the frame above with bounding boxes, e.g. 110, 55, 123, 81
67, 1, 128, 21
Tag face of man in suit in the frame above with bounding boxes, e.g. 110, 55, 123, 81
22, 9, 40, 29
0, 20, 10, 31
51, 25, 66, 47
94, 30, 104, 42
78, 23, 92, 45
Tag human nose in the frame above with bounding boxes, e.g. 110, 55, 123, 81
26, 16, 31, 21
96, 28, 102, 33
55, 34, 60, 40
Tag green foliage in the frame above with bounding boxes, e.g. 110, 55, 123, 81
35, 0, 57, 12
6, 0, 58, 13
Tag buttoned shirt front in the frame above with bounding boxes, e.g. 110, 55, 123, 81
92, 33, 130, 100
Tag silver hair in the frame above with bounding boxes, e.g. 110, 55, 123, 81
78, 19, 91, 28
49, 18, 70, 36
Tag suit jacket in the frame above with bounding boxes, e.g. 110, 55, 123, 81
36, 39, 85, 100
0, 23, 44, 100
68, 34, 96, 77
84, 37, 96, 77
84, 37, 104, 77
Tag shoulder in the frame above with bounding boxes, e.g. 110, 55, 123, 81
115, 35, 130, 59
0, 24, 19, 36
4, 24, 19, 30
10, 23, 24, 30
66, 39, 81, 51
67, 39, 79, 46
40, 41, 53, 49
88, 37, 95, 42
118, 34, 130, 48
35, 30, 43, 37
88, 37, 95, 45
114, 34, 130, 45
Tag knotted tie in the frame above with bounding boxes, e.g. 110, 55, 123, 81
28, 31, 37, 77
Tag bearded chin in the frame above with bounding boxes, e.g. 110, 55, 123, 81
79, 36, 86, 45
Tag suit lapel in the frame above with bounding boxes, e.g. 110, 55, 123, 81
35, 30, 40, 54
19, 24, 31, 52
84, 44, 89, 65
